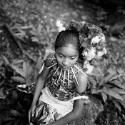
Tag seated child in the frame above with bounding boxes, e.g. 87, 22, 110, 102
29, 21, 106, 125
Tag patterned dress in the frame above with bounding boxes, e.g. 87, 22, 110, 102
31, 52, 88, 125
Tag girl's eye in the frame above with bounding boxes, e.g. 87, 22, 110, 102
58, 54, 63, 58
70, 57, 76, 60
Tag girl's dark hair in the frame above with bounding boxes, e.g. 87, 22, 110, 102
55, 29, 84, 62
55, 29, 80, 50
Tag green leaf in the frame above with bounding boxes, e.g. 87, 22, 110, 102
12, 59, 23, 64
103, 83, 113, 89
104, 72, 116, 83
23, 60, 27, 77
117, 68, 125, 74
110, 81, 125, 89
11, 76, 25, 83
2, 55, 10, 65
118, 98, 125, 109
92, 88, 104, 94
98, 76, 105, 86
111, 88, 125, 94
107, 67, 116, 75
101, 92, 107, 102
110, 74, 125, 81
10, 110, 21, 116
23, 60, 35, 85
103, 89, 123, 101
11, 64, 25, 77
113, 101, 121, 112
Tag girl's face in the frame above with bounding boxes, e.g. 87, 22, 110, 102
55, 44, 79, 70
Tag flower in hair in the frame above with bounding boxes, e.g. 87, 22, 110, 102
97, 48, 107, 59
56, 19, 65, 32
83, 47, 96, 61
91, 33, 105, 44
67, 21, 107, 74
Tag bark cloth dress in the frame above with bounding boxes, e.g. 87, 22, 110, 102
31, 52, 103, 125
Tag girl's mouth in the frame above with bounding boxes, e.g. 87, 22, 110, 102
62, 66, 70, 70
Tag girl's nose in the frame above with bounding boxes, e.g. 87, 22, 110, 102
62, 58, 69, 67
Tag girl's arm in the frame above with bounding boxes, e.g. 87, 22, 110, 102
31, 52, 54, 107
49, 72, 88, 125
30, 65, 49, 107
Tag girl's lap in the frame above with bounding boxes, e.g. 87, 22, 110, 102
32, 96, 103, 125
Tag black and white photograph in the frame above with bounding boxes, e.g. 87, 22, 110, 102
0, 0, 125, 125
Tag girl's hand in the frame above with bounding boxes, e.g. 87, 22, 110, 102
29, 105, 36, 124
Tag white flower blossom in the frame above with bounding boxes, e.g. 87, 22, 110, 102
83, 47, 96, 61
91, 36, 101, 44
56, 20, 65, 32
91, 34, 105, 44
97, 48, 107, 58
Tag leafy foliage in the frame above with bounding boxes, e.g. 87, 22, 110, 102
95, 101, 125, 125
87, 50, 125, 111
0, 63, 33, 125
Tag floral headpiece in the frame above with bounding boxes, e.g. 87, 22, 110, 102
56, 20, 107, 74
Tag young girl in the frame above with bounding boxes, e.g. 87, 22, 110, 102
29, 25, 88, 125
29, 21, 106, 125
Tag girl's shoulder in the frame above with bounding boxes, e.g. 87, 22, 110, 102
44, 52, 57, 68
74, 63, 86, 75
73, 63, 88, 83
